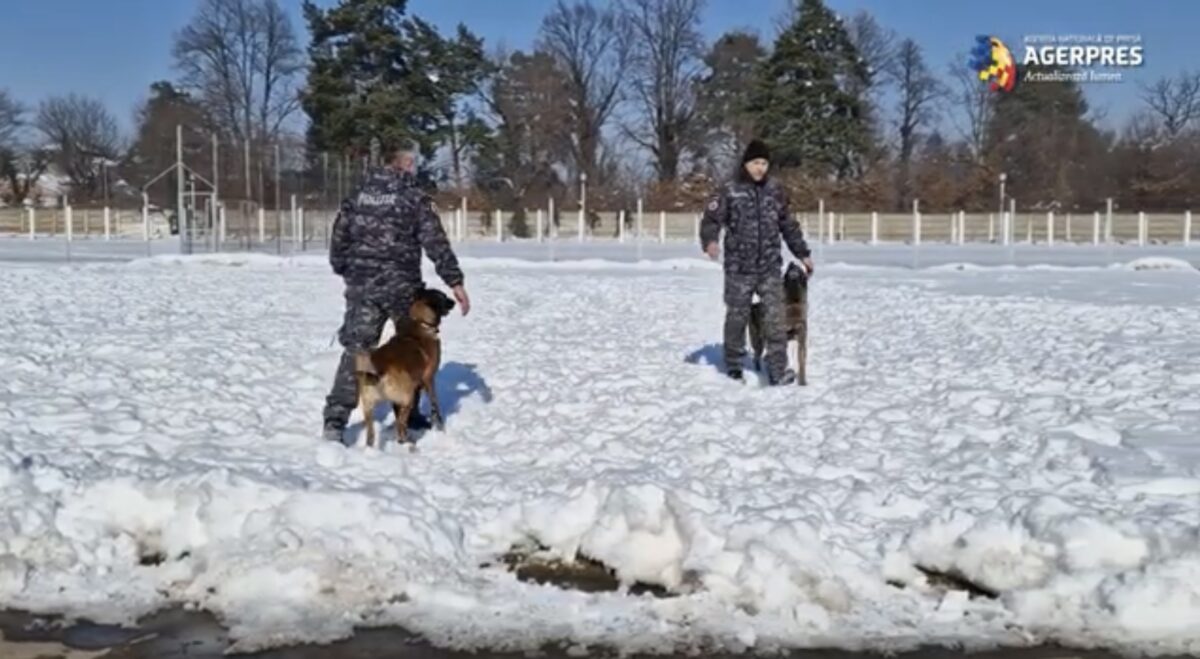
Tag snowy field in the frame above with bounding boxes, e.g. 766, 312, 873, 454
1, 243, 1199, 655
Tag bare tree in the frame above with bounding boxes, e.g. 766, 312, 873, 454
948, 55, 995, 163
0, 90, 51, 205
172, 0, 302, 142
538, 0, 633, 186
621, 0, 705, 182
889, 39, 942, 208
847, 11, 896, 93
36, 94, 122, 202
0, 90, 20, 148
1139, 71, 1200, 138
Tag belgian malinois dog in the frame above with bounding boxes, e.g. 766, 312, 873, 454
749, 262, 809, 385
354, 288, 456, 449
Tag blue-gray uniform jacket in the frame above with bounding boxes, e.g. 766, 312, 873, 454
329, 168, 463, 288
699, 177, 811, 275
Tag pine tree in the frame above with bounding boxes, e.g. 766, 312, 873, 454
301, 0, 488, 162
748, 0, 870, 178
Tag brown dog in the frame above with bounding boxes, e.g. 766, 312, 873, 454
749, 262, 809, 385
354, 288, 456, 448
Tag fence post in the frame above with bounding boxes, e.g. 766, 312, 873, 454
1138, 211, 1147, 246
536, 208, 544, 242
619, 210, 626, 243
578, 207, 585, 242
1002, 211, 1011, 246
289, 194, 297, 250
258, 207, 266, 243
988, 213, 995, 242
27, 207, 35, 240
636, 198, 644, 241
1047, 211, 1054, 246
912, 199, 921, 246
458, 197, 467, 240
297, 207, 304, 251
958, 211, 966, 245
1066, 213, 1073, 243
495, 209, 503, 242
219, 205, 228, 247
1105, 198, 1113, 243
1186, 210, 1192, 246
828, 210, 836, 244
694, 214, 701, 243
142, 194, 150, 241
548, 197, 556, 239
870, 211, 878, 245
103, 207, 111, 240
817, 198, 825, 244
659, 211, 666, 243
1093, 211, 1101, 245
837, 213, 845, 242
66, 205, 73, 242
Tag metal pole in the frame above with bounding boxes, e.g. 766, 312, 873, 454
579, 172, 587, 242
212, 132, 219, 224
245, 138, 252, 250
177, 125, 186, 253
998, 173, 1006, 219
275, 143, 282, 255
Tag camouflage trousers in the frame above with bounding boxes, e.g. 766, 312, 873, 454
723, 270, 787, 380
323, 282, 419, 429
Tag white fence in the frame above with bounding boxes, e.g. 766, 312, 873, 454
2, 199, 1196, 252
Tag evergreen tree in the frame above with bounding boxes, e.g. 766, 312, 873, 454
986, 63, 1105, 209
748, 0, 870, 178
301, 0, 488, 163
694, 31, 766, 173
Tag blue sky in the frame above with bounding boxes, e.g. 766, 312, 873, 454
0, 0, 1192, 135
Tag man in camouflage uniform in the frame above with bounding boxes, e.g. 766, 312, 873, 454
699, 139, 813, 386
322, 147, 470, 443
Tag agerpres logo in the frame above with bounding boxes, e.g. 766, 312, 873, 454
1021, 33, 1143, 83
970, 35, 1017, 92
971, 33, 1144, 91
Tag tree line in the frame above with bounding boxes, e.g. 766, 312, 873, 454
1, 0, 1198, 221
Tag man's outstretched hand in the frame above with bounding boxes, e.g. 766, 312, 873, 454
802, 256, 814, 275
704, 242, 720, 260
453, 284, 471, 316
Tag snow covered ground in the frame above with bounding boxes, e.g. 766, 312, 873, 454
0, 245, 1198, 655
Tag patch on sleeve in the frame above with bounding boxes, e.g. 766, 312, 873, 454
707, 197, 720, 211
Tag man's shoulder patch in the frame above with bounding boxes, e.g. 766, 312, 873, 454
707, 197, 720, 211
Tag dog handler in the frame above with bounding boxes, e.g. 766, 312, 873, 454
700, 139, 813, 386
322, 145, 470, 443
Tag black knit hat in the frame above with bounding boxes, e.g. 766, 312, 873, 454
741, 139, 770, 164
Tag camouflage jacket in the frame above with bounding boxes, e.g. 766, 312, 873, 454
699, 176, 811, 275
329, 167, 463, 288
